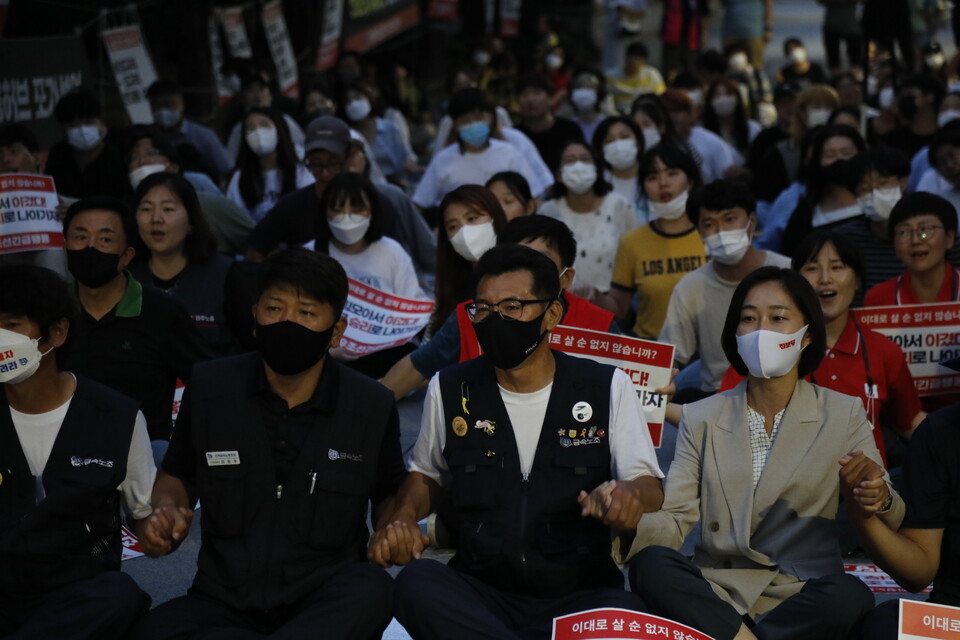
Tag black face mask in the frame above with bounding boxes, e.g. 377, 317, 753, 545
898, 95, 918, 120
256, 320, 335, 375
67, 246, 122, 289
472, 309, 549, 371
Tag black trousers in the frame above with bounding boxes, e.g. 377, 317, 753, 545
0, 571, 150, 640
133, 562, 393, 640
394, 558, 646, 640
859, 597, 900, 640
628, 546, 874, 640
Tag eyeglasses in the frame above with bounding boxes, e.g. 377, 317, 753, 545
893, 224, 944, 243
465, 298, 555, 323
303, 159, 343, 173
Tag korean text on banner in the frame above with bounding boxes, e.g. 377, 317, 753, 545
221, 6, 253, 59
316, 0, 345, 70
549, 326, 674, 447
208, 17, 233, 104
844, 563, 932, 595
101, 25, 158, 125
855, 303, 960, 397
261, 1, 299, 98
339, 278, 433, 356
553, 607, 715, 640
900, 599, 960, 640
0, 173, 63, 255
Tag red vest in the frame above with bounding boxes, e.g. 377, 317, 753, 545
456, 290, 616, 362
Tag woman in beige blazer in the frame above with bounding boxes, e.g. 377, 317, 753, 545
618, 266, 905, 640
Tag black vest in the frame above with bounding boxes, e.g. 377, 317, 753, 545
187, 353, 394, 612
438, 351, 623, 597
0, 377, 137, 596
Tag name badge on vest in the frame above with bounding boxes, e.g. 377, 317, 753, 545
206, 450, 240, 466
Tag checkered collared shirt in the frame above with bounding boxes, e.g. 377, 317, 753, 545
747, 405, 785, 489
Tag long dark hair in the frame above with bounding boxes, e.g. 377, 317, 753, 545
431, 185, 508, 335
133, 172, 217, 264
234, 107, 299, 211
703, 78, 750, 154
314, 172, 385, 251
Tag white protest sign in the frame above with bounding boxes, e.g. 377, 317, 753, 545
0, 173, 62, 254
316, 0, 344, 70
553, 607, 715, 640
339, 278, 433, 356
121, 524, 144, 561
549, 326, 674, 447
208, 17, 233, 105
221, 6, 253, 59
101, 25, 158, 124
899, 599, 960, 639
855, 303, 960, 397
261, 0, 299, 98
843, 563, 931, 595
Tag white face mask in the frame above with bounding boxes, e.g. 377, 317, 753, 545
545, 54, 563, 70
129, 163, 167, 190
328, 212, 371, 245
711, 94, 738, 117
571, 88, 598, 111
789, 48, 808, 65
474, 51, 491, 66
686, 89, 702, 107
560, 161, 597, 195
245, 127, 278, 156
642, 128, 662, 149
939, 109, 960, 128
926, 53, 946, 69
736, 324, 808, 379
805, 108, 831, 128
729, 52, 749, 72
450, 220, 496, 262
345, 98, 372, 121
603, 138, 638, 170
704, 226, 752, 265
0, 328, 51, 385
867, 75, 879, 95
66, 124, 102, 151
878, 87, 895, 109
858, 186, 902, 221
649, 190, 689, 221
153, 108, 182, 129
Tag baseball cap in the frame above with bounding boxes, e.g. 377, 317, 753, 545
304, 116, 351, 156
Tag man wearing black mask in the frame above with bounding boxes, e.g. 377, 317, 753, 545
134, 248, 404, 639
60, 198, 210, 459
370, 244, 664, 638
882, 74, 944, 159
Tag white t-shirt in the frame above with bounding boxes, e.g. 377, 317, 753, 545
500, 127, 553, 197
227, 113, 305, 160
226, 164, 315, 222
413, 139, 542, 209
539, 192, 637, 292
917, 168, 960, 217
410, 366, 663, 485
659, 250, 791, 392
320, 236, 428, 301
10, 395, 156, 520
687, 126, 737, 183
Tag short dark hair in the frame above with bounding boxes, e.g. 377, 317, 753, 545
888, 191, 958, 240
783, 37, 804, 55
696, 49, 728, 74
497, 215, 578, 268
54, 86, 101, 124
316, 172, 385, 248
122, 124, 183, 170
791, 230, 865, 287
63, 197, 137, 249
902, 73, 946, 107
447, 87, 492, 119
256, 247, 348, 318
133, 172, 217, 263
475, 244, 561, 301
866, 146, 910, 178
485, 171, 533, 206
0, 265, 77, 343
591, 116, 646, 168
516, 74, 553, 95
548, 141, 612, 200
721, 267, 826, 378
638, 142, 701, 200
146, 79, 182, 100
626, 42, 649, 59
0, 123, 39, 153
687, 178, 755, 226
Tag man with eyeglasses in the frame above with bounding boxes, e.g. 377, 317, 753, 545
370, 244, 663, 638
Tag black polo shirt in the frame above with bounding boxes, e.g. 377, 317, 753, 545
517, 117, 585, 171
63, 273, 212, 441
45, 141, 129, 199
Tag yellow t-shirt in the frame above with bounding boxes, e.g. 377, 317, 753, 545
611, 223, 707, 339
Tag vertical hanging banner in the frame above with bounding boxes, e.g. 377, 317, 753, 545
261, 0, 299, 98
316, 0, 344, 70
101, 24, 158, 124
343, 0, 420, 53
501, 0, 521, 36
208, 17, 233, 104
221, 6, 253, 59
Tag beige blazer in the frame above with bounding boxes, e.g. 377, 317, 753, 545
618, 379, 905, 617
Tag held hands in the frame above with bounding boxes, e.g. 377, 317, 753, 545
839, 450, 890, 520
367, 517, 429, 568
578, 480, 644, 532
138, 505, 193, 557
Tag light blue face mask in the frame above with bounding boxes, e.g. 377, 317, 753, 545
458, 121, 491, 148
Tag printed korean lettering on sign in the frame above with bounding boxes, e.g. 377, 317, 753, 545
553, 607, 715, 640
101, 25, 158, 124
900, 599, 960, 640
855, 303, 960, 398
339, 278, 433, 356
843, 563, 932, 595
316, 0, 345, 70
549, 326, 674, 447
207, 17, 233, 104
220, 6, 253, 58
261, 1, 299, 97
0, 173, 63, 255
